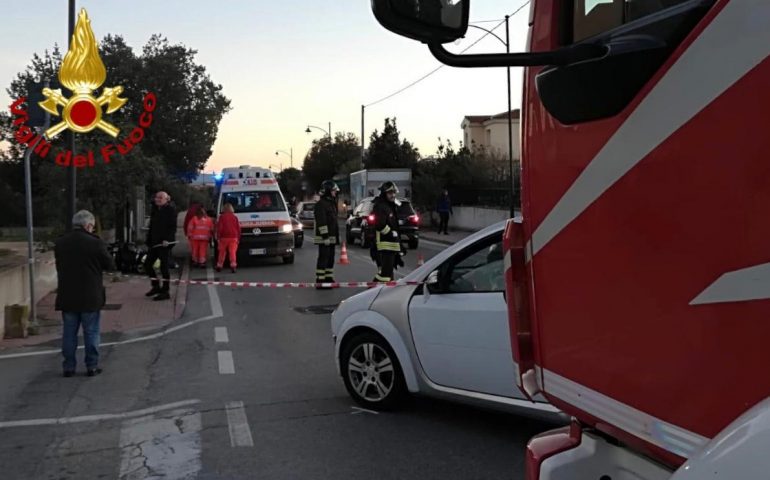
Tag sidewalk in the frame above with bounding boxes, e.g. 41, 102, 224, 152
0, 261, 190, 352
420, 229, 475, 246
0, 211, 193, 351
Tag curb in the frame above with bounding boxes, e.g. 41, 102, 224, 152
420, 236, 455, 246
173, 260, 190, 320
420, 233, 473, 246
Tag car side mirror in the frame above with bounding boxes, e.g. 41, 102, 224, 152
424, 269, 442, 298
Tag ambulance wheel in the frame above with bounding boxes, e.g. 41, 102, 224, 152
282, 253, 295, 265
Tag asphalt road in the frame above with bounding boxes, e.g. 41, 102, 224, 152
0, 232, 557, 480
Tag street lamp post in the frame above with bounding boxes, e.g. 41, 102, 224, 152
305, 123, 331, 138
275, 148, 293, 169
468, 17, 517, 218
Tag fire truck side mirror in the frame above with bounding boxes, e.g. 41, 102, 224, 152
371, 0, 470, 44
371, 0, 606, 68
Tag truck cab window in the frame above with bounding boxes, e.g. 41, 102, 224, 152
573, 0, 694, 42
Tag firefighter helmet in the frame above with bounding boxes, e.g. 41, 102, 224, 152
321, 180, 340, 196
378, 181, 399, 195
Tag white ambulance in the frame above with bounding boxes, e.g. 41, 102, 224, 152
215, 165, 295, 264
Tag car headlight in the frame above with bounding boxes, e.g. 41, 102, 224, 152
281, 224, 293, 233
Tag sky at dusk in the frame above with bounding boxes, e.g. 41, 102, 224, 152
0, 0, 531, 172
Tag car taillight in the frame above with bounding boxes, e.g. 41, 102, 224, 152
409, 215, 420, 224
367, 214, 375, 223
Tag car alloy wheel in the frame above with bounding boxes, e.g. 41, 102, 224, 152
341, 332, 406, 410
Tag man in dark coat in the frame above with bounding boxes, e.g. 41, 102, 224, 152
145, 191, 177, 300
54, 210, 115, 377
437, 188, 453, 235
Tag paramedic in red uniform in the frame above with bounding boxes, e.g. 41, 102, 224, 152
216, 203, 241, 273
186, 206, 214, 268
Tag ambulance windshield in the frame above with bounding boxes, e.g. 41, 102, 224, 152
222, 191, 286, 213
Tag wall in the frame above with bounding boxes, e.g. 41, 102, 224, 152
425, 206, 509, 231
0, 227, 55, 239
485, 119, 521, 159
0, 252, 57, 338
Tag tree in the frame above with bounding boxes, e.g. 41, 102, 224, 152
302, 132, 362, 193
0, 34, 231, 227
365, 118, 420, 170
277, 167, 303, 201
140, 35, 232, 178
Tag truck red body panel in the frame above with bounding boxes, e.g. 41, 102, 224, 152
511, 0, 770, 469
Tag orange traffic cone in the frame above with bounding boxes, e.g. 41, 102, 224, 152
416, 252, 425, 267
339, 241, 350, 265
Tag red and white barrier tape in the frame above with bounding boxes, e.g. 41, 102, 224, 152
36, 259, 419, 288
102, 272, 419, 289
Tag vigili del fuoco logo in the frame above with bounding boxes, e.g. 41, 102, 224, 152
8, 8, 157, 168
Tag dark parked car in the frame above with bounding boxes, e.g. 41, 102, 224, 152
291, 216, 304, 248
345, 197, 420, 249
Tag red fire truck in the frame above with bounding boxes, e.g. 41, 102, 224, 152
372, 1, 770, 478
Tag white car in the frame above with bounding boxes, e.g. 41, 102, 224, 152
331, 221, 560, 417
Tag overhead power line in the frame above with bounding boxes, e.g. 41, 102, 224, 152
365, 0, 531, 108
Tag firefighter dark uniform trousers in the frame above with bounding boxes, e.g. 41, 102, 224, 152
372, 195, 400, 282
314, 195, 338, 282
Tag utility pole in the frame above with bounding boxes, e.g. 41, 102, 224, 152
361, 105, 365, 169
505, 15, 516, 218
468, 19, 517, 218
65, 0, 77, 230
24, 80, 52, 333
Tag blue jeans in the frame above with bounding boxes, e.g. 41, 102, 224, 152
62, 311, 101, 372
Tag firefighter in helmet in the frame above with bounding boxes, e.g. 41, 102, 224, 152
372, 181, 402, 282
314, 180, 340, 287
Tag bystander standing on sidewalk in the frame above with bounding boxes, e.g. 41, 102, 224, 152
54, 210, 115, 377
437, 188, 453, 235
145, 191, 177, 301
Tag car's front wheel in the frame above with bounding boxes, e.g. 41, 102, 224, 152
341, 332, 406, 410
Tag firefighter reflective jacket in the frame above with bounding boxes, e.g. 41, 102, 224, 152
314, 196, 339, 245
372, 195, 401, 252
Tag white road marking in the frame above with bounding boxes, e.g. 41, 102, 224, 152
0, 399, 201, 429
218, 351, 235, 374
214, 326, 229, 343
118, 407, 202, 480
225, 401, 254, 447
350, 406, 379, 415
207, 266, 224, 317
